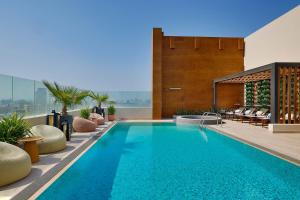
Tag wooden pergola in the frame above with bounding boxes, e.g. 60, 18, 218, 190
213, 62, 300, 124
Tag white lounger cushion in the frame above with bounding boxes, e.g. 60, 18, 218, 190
234, 109, 241, 113
256, 111, 263, 116
244, 110, 251, 115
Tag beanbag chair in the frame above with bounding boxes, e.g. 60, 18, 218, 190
31, 125, 66, 154
0, 142, 31, 186
72, 117, 97, 132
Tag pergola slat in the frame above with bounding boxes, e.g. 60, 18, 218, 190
282, 67, 286, 124
277, 68, 281, 123
219, 71, 271, 83
293, 67, 298, 123
288, 67, 292, 123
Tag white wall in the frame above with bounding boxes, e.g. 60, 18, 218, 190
114, 107, 152, 120
245, 5, 300, 70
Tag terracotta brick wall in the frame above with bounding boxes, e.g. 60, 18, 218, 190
152, 28, 244, 119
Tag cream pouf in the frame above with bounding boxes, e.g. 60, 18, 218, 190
31, 125, 66, 154
73, 117, 97, 132
89, 113, 105, 125
0, 142, 32, 186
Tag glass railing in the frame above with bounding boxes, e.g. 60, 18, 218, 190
0, 74, 151, 118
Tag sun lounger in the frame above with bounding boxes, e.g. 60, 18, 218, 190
227, 107, 245, 120
243, 108, 269, 124
234, 108, 255, 122
256, 113, 271, 127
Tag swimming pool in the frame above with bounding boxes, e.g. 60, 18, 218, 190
38, 122, 300, 200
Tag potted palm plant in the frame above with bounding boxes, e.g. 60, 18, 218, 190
89, 92, 110, 117
107, 104, 116, 121
43, 81, 89, 140
43, 81, 89, 116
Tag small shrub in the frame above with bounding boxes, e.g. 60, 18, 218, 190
108, 105, 116, 115
0, 113, 32, 145
80, 108, 91, 119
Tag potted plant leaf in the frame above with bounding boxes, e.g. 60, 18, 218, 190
107, 102, 116, 121
79, 108, 91, 120
89, 92, 110, 117
0, 113, 32, 145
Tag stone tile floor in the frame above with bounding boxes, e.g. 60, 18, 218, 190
209, 120, 300, 165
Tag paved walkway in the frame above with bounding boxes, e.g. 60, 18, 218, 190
209, 120, 300, 165
0, 122, 114, 200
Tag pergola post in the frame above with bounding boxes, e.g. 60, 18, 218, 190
270, 63, 279, 124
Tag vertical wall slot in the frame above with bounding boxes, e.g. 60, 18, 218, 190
218, 38, 224, 50
194, 38, 198, 49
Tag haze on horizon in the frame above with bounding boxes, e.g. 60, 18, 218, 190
0, 0, 299, 91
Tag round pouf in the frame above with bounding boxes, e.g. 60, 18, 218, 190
89, 113, 105, 125
31, 125, 66, 154
73, 117, 97, 132
0, 142, 32, 186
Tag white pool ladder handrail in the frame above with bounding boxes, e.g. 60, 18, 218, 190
199, 112, 222, 130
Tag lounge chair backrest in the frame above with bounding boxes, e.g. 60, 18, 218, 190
241, 107, 246, 112
244, 110, 251, 115
244, 108, 255, 115
234, 109, 242, 113
260, 108, 269, 115
250, 108, 256, 114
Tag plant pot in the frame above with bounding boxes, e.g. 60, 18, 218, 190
108, 115, 115, 121
59, 115, 73, 141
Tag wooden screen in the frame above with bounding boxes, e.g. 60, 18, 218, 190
278, 66, 300, 124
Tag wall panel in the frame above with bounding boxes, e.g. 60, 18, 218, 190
152, 28, 245, 118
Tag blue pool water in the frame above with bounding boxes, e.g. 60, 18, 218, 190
38, 123, 300, 200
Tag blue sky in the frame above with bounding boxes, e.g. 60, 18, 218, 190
0, 0, 299, 91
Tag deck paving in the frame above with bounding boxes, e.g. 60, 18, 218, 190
208, 120, 300, 165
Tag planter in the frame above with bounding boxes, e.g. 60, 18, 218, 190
108, 114, 115, 121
